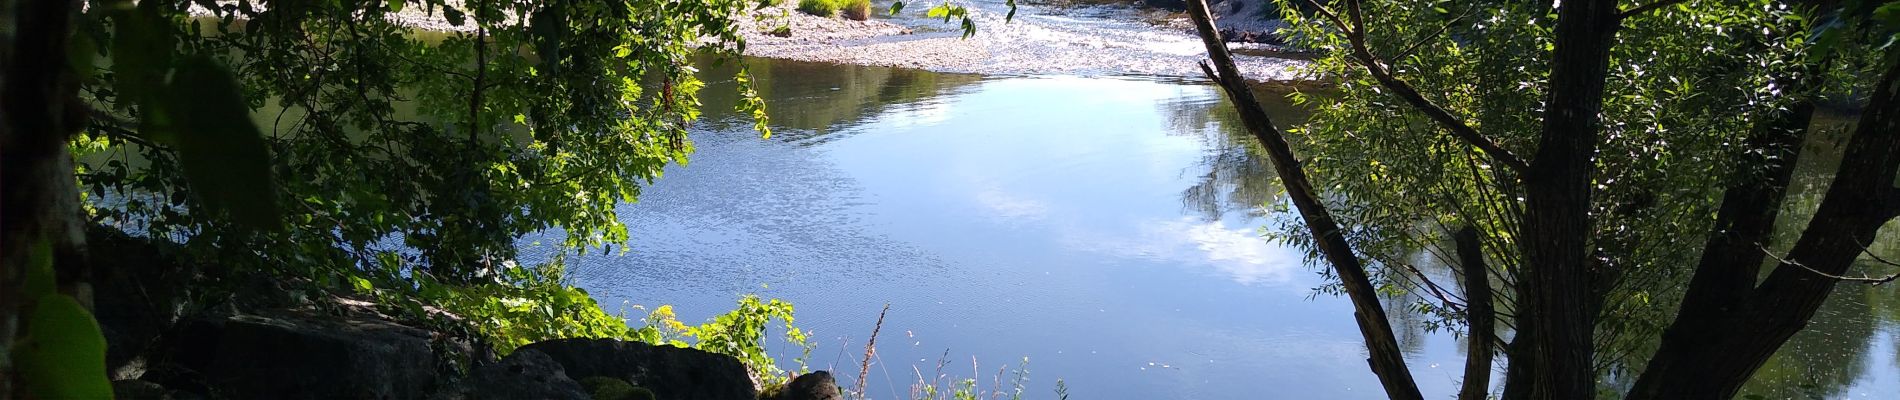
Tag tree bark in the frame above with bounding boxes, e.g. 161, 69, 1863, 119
1, 0, 91, 397
1186, 1, 1423, 399
1626, 47, 1900, 400
1517, 0, 1622, 398
1456, 227, 1496, 400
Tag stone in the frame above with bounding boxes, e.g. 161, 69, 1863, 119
578, 376, 655, 400
159, 310, 442, 399
517, 338, 758, 400
88, 227, 196, 379
766, 371, 843, 400
458, 349, 590, 400
111, 379, 172, 400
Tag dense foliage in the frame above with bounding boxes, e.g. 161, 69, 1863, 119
51, 0, 820, 388
77, 0, 772, 282
1273, 0, 1825, 369
1220, 0, 1900, 397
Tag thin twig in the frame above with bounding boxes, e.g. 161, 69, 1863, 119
1392, 13, 1470, 62
1762, 245, 1900, 285
1301, 0, 1354, 35
1853, 236, 1900, 268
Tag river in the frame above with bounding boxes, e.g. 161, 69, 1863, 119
507, 51, 1900, 399
501, 0, 1900, 398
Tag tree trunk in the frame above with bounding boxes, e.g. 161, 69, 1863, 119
1, 0, 91, 398
1456, 227, 1497, 400
1185, 1, 1423, 398
1627, 47, 1900, 400
1627, 45, 1818, 400
1517, 0, 1621, 397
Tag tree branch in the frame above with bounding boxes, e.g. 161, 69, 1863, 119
1300, 0, 1354, 36
1762, 245, 1900, 285
1332, 0, 1531, 175
1189, 1, 1424, 398
86, 110, 168, 151
1853, 236, 1900, 269
1392, 13, 1469, 62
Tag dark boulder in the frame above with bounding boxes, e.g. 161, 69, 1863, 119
763, 371, 843, 400
578, 376, 656, 400
111, 379, 173, 400
452, 349, 590, 400
88, 227, 196, 379
517, 338, 757, 400
158, 310, 442, 399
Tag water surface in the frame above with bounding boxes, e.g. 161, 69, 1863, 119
523, 58, 1900, 399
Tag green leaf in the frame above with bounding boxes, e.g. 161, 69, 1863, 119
926, 4, 949, 19
168, 55, 283, 231
68, 29, 97, 83
888, 1, 904, 16
350, 275, 374, 292
1877, 2, 1900, 30
110, 0, 174, 112
444, 6, 466, 26
24, 238, 55, 302
388, 0, 405, 12
531, 5, 567, 73
16, 295, 112, 400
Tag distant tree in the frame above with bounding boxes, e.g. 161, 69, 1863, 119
1189, 0, 1900, 398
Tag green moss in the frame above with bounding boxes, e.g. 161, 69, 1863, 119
578, 376, 653, 400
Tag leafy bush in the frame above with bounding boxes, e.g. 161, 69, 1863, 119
797, 0, 838, 17
351, 257, 809, 385
840, 0, 871, 21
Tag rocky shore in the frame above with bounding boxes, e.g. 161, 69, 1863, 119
89, 227, 840, 400
188, 0, 1308, 81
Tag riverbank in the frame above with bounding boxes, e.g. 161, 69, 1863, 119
186, 0, 1310, 83
733, 0, 1312, 82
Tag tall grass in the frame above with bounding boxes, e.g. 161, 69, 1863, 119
840, 0, 872, 21
833, 306, 1060, 400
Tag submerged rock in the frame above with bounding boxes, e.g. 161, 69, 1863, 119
518, 338, 759, 400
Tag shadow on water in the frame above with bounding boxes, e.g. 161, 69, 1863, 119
696, 56, 990, 145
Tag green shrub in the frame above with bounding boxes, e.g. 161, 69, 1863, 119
796, 0, 838, 17
840, 0, 871, 20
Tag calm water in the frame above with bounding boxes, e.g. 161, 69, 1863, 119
518, 58, 1900, 399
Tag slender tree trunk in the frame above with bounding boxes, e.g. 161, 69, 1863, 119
1186, 1, 1422, 398
1627, 47, 1900, 400
1518, 0, 1621, 397
1, 0, 91, 398
1456, 227, 1496, 400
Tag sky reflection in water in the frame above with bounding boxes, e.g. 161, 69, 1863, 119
519, 59, 1900, 399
